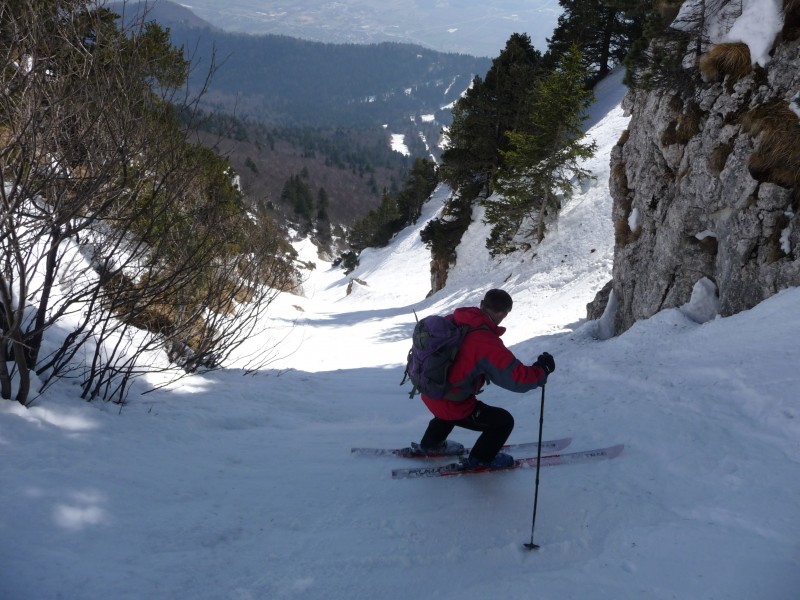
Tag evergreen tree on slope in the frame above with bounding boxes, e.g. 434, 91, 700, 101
438, 33, 543, 195
487, 45, 596, 253
545, 0, 645, 86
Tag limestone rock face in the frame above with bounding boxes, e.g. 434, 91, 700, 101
606, 38, 800, 335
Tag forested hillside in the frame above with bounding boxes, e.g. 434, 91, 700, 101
188, 111, 415, 234
110, 1, 480, 238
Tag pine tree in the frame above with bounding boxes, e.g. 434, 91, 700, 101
544, 0, 643, 86
347, 190, 401, 250
439, 33, 543, 194
315, 187, 332, 247
396, 158, 437, 224
488, 45, 597, 252
316, 187, 330, 223
347, 211, 378, 252
281, 175, 315, 225
373, 190, 401, 246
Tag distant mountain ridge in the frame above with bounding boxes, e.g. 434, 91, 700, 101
110, 0, 218, 31
139, 0, 560, 59
112, 1, 491, 129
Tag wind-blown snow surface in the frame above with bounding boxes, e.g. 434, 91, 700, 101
2, 85, 800, 599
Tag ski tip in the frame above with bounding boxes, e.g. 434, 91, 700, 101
606, 443, 625, 458
560, 436, 573, 449
350, 447, 384, 456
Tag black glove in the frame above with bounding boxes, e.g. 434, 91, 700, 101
534, 352, 555, 374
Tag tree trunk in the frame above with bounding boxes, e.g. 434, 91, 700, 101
14, 339, 30, 405
537, 189, 549, 243
26, 226, 62, 368
0, 338, 10, 401
598, 8, 619, 80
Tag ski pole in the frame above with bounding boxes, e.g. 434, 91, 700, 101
524, 384, 546, 551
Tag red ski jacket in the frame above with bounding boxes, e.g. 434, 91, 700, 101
421, 306, 549, 420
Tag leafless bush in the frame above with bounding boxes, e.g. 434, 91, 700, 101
1, 1, 297, 405
741, 100, 800, 190
708, 141, 734, 175
698, 42, 752, 83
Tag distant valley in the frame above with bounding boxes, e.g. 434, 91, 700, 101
119, 2, 491, 129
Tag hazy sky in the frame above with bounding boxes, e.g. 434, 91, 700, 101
177, 0, 562, 57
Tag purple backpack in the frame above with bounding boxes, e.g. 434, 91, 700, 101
402, 315, 474, 400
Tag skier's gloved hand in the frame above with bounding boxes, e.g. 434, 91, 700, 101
534, 352, 555, 374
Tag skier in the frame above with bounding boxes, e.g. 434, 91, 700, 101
417, 289, 555, 468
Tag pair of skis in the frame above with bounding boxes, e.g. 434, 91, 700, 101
351, 437, 624, 479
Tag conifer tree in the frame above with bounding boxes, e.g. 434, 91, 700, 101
315, 187, 332, 247
347, 212, 378, 252
439, 33, 543, 194
428, 33, 544, 287
373, 190, 401, 246
282, 175, 315, 225
396, 158, 437, 224
545, 0, 643, 86
488, 45, 596, 252
347, 190, 401, 250
316, 187, 330, 223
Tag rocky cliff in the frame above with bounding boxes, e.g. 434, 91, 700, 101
602, 14, 800, 335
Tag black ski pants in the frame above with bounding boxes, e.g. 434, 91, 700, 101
420, 401, 514, 463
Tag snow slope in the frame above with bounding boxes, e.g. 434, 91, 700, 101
2, 73, 800, 600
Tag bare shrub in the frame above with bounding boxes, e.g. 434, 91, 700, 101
661, 120, 679, 146
614, 216, 640, 247
709, 142, 734, 175
742, 100, 800, 190
1, 1, 297, 404
676, 102, 703, 143
611, 162, 629, 194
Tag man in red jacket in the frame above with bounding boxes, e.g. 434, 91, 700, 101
418, 289, 555, 468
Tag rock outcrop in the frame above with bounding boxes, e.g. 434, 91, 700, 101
603, 28, 800, 335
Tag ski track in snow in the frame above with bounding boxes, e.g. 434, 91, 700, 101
2, 71, 800, 599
